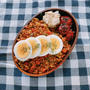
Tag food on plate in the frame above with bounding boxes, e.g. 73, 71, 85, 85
58, 23, 70, 36
65, 30, 74, 41
60, 16, 72, 25
58, 16, 74, 41
43, 11, 60, 28
36, 35, 50, 56
14, 40, 32, 61
26, 37, 41, 58
47, 35, 63, 55
13, 10, 75, 74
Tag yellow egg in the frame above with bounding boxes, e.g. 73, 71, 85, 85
47, 35, 63, 55
26, 37, 41, 58
36, 35, 50, 56
14, 40, 32, 61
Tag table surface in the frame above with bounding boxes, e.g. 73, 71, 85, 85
0, 0, 90, 90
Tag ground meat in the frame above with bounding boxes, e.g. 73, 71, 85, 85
14, 18, 71, 74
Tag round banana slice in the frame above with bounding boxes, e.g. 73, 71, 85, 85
14, 40, 32, 61
26, 37, 41, 59
47, 35, 63, 55
36, 35, 50, 56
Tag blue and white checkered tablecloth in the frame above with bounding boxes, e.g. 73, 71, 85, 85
0, 0, 90, 90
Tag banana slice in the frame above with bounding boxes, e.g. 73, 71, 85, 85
14, 40, 32, 61
47, 35, 63, 55
36, 35, 50, 56
26, 37, 41, 59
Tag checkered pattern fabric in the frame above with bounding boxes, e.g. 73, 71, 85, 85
0, 0, 90, 90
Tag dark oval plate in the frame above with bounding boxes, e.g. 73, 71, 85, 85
12, 8, 79, 77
